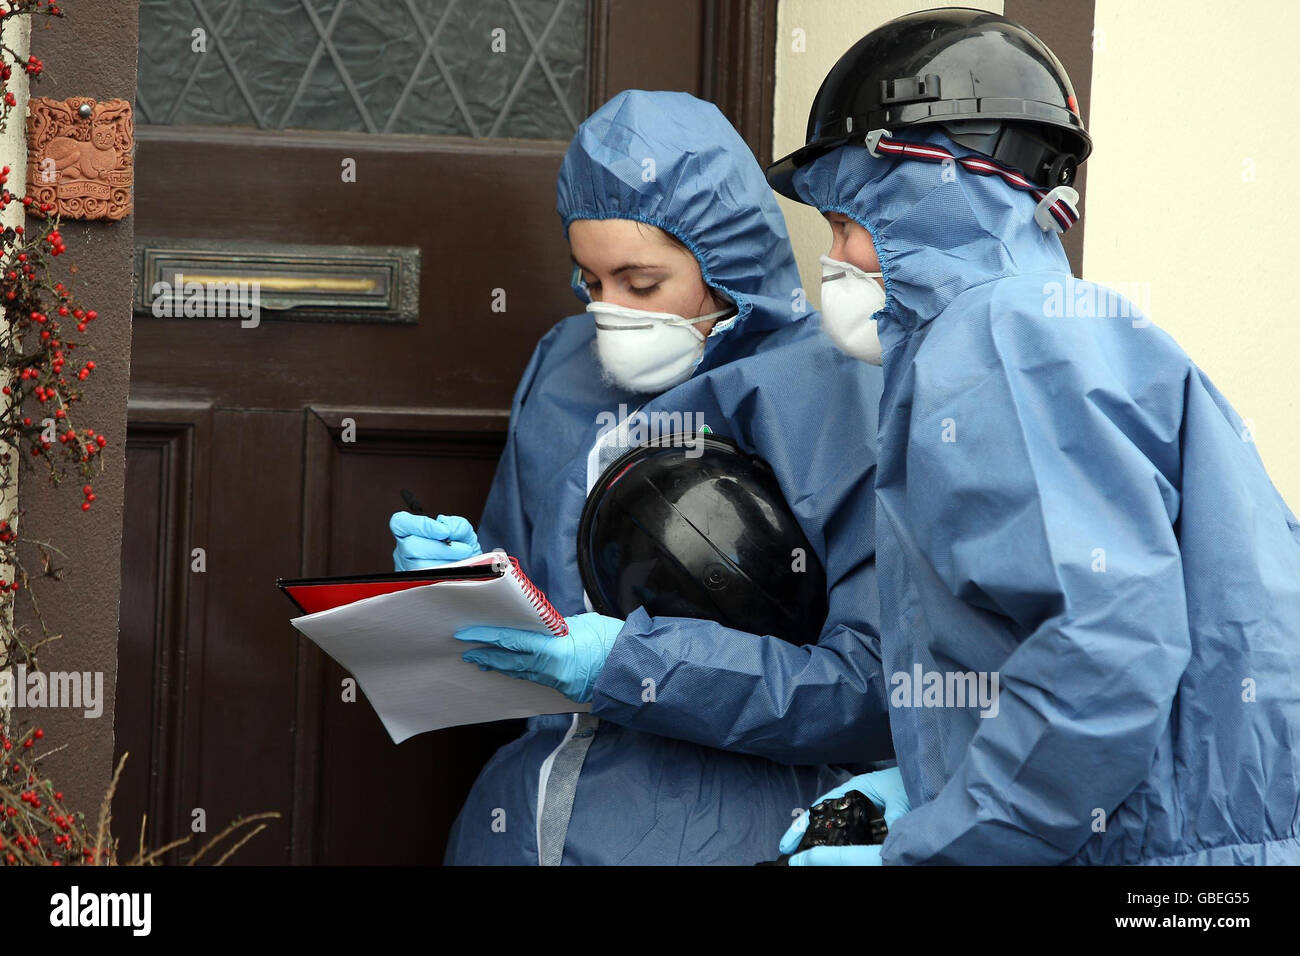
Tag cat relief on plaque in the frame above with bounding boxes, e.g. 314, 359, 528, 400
26, 96, 134, 221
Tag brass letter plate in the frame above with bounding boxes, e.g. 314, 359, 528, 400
134, 238, 420, 324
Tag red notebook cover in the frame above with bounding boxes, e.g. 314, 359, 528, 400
277, 553, 568, 635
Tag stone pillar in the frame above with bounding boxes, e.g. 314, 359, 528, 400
9, 0, 139, 824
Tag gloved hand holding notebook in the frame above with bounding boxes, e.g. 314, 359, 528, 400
278, 551, 587, 743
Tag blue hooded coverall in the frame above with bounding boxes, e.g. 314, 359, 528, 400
443, 91, 892, 865
791, 129, 1300, 864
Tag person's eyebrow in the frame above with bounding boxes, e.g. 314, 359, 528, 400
569, 254, 665, 277
610, 262, 666, 276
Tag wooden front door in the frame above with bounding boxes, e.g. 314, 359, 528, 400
116, 0, 777, 864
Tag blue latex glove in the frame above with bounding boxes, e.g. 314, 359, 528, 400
456, 612, 625, 704
780, 767, 913, 866
789, 845, 884, 866
390, 512, 482, 570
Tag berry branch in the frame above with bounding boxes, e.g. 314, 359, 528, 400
0, 0, 278, 866
2, 727, 281, 865
0, 0, 104, 678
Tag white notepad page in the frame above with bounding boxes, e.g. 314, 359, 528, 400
289, 554, 587, 743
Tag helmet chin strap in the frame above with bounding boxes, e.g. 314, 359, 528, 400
864, 129, 1081, 234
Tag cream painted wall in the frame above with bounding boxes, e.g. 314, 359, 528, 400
1084, 0, 1300, 505
772, 0, 1002, 304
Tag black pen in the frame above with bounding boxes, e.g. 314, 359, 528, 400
400, 488, 451, 544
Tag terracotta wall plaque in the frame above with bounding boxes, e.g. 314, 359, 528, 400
25, 96, 134, 221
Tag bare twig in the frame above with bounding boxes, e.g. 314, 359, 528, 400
92, 751, 128, 865
186, 812, 282, 866
213, 821, 274, 867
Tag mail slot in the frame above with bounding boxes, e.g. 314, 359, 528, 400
134, 238, 420, 324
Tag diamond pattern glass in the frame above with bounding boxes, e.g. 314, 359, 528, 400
137, 0, 588, 139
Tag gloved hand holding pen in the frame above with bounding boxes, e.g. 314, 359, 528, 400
389, 512, 482, 570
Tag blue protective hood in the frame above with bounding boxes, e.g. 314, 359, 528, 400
557, 90, 805, 372
792, 126, 1070, 354
791, 128, 1300, 865
447, 91, 893, 865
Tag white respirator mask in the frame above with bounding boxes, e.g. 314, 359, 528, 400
818, 254, 887, 365
587, 300, 734, 393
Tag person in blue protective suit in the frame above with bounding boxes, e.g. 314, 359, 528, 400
390, 89, 894, 865
767, 8, 1300, 865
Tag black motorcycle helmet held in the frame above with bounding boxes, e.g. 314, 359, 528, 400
577, 432, 828, 645
766, 7, 1091, 198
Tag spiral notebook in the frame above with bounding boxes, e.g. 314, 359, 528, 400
278, 551, 586, 743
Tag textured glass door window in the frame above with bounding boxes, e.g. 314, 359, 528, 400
137, 0, 588, 138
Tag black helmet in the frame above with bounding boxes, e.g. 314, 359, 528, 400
766, 7, 1091, 198
577, 432, 827, 645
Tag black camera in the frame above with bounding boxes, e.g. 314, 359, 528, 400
760, 790, 888, 865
